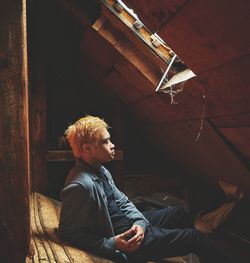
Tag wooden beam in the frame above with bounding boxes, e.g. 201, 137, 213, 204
96, 20, 162, 85
0, 0, 30, 261
46, 150, 123, 162
101, 4, 172, 64
28, 0, 48, 193
47, 151, 75, 162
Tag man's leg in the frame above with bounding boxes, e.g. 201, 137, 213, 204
128, 226, 234, 263
143, 205, 193, 229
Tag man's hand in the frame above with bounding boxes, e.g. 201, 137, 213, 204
127, 224, 144, 247
115, 225, 144, 253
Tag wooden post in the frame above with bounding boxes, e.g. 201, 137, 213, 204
28, 0, 47, 193
0, 0, 30, 261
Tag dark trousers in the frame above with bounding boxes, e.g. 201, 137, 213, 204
126, 206, 235, 263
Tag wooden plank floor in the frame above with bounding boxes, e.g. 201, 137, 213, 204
26, 192, 111, 263
26, 192, 198, 263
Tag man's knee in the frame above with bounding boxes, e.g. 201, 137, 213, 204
174, 205, 193, 224
175, 205, 189, 215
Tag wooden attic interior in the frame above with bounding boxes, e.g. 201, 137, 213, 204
1, 0, 250, 262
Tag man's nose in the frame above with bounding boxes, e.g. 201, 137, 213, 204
111, 142, 115, 149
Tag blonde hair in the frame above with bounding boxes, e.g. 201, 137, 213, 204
65, 115, 109, 158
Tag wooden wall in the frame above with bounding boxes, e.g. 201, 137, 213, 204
28, 0, 250, 196
0, 0, 249, 260
83, 0, 250, 192
0, 0, 30, 261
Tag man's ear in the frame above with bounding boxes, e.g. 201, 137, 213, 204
82, 143, 92, 154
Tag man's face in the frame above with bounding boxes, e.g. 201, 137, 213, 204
89, 128, 115, 164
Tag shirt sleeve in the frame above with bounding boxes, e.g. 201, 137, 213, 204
58, 183, 116, 257
107, 173, 149, 229
132, 219, 148, 231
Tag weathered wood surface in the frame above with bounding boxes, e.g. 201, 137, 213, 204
0, 0, 30, 261
158, 0, 250, 73
27, 192, 112, 263
27, 192, 194, 263
144, 120, 250, 192
123, 0, 187, 33
219, 128, 250, 159
28, 0, 48, 193
46, 150, 75, 162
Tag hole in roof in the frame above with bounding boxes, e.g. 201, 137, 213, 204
100, 0, 196, 100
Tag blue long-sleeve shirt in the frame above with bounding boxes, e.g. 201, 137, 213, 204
58, 159, 148, 258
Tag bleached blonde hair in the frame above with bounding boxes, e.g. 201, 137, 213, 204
65, 115, 109, 158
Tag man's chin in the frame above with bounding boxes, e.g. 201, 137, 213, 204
110, 156, 115, 161
103, 157, 114, 163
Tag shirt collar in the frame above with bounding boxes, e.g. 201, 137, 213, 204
77, 158, 105, 181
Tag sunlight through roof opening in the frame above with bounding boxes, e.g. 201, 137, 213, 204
100, 0, 196, 99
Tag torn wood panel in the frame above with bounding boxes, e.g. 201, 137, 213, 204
101, 6, 171, 66
96, 19, 162, 85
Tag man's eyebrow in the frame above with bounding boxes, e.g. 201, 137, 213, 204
101, 137, 110, 142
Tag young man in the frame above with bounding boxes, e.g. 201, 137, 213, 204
58, 116, 234, 263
